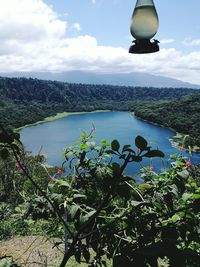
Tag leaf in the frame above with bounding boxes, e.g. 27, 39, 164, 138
177, 170, 189, 179
58, 180, 70, 188
80, 210, 96, 225
74, 250, 81, 263
81, 132, 87, 139
112, 163, 121, 177
122, 145, 131, 152
80, 143, 88, 150
70, 205, 80, 219
73, 194, 87, 200
0, 148, 9, 160
82, 248, 90, 263
143, 150, 165, 158
182, 193, 193, 203
131, 200, 143, 207
83, 210, 96, 221
131, 155, 142, 162
105, 149, 117, 155
135, 136, 148, 150
192, 194, 200, 199
171, 214, 180, 223
111, 139, 120, 151
139, 183, 154, 191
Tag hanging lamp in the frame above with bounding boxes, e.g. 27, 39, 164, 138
129, 0, 160, 54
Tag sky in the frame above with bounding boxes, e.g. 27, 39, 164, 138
0, 0, 200, 84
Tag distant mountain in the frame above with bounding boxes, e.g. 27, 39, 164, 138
0, 71, 199, 89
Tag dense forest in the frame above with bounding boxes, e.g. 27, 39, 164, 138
0, 76, 198, 129
134, 94, 200, 148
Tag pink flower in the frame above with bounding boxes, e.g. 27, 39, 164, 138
57, 169, 64, 175
92, 124, 96, 131
180, 146, 186, 152
185, 161, 191, 167
50, 177, 56, 183
150, 165, 154, 172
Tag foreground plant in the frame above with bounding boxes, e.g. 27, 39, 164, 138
0, 125, 200, 267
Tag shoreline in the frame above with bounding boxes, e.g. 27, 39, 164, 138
132, 113, 200, 153
16, 110, 110, 131
16, 110, 200, 153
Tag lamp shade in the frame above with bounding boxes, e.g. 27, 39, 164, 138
130, 0, 159, 40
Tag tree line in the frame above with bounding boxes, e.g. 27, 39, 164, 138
0, 76, 198, 130
134, 94, 200, 147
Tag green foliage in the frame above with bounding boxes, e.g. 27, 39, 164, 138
1, 127, 200, 266
0, 203, 30, 240
45, 133, 199, 266
135, 94, 200, 148
0, 126, 55, 206
0, 76, 197, 129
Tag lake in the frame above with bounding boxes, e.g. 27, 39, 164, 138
20, 111, 200, 178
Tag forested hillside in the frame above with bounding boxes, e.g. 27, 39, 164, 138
135, 94, 200, 147
0, 76, 197, 129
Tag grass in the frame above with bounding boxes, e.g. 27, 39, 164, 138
15, 110, 110, 131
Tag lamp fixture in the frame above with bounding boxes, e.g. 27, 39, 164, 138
129, 0, 160, 54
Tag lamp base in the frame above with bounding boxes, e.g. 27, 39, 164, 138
129, 39, 159, 54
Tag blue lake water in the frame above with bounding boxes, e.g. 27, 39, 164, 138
20, 111, 200, 177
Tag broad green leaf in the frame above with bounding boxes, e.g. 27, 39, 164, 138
131, 200, 143, 207
143, 150, 165, 158
70, 205, 80, 219
177, 170, 189, 179
131, 155, 142, 162
171, 214, 180, 223
80, 210, 96, 224
74, 250, 81, 263
192, 194, 200, 199
111, 139, 120, 151
135, 136, 148, 150
122, 145, 131, 152
182, 193, 193, 203
82, 248, 90, 263
80, 143, 88, 150
73, 194, 87, 200
58, 180, 70, 188
138, 183, 154, 191
81, 132, 87, 139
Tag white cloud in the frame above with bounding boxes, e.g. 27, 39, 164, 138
72, 23, 81, 32
91, 0, 96, 4
0, 0, 200, 85
183, 37, 200, 46
0, 0, 67, 41
160, 39, 175, 44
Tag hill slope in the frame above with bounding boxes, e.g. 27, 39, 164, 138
135, 94, 200, 148
1, 71, 200, 89
0, 76, 197, 129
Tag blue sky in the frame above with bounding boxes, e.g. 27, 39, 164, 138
45, 0, 200, 52
0, 0, 200, 84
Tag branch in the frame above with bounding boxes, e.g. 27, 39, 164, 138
10, 144, 73, 238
